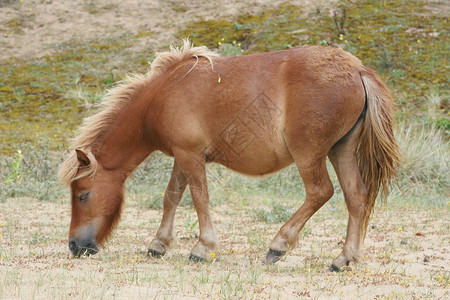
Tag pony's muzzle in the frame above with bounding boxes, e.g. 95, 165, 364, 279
69, 238, 99, 257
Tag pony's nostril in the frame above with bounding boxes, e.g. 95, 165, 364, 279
69, 240, 77, 252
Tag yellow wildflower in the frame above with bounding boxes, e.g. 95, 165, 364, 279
209, 252, 216, 259
397, 227, 403, 233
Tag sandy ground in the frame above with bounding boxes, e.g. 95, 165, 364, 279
0, 196, 448, 299
0, 0, 339, 61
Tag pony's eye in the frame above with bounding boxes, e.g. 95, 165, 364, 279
78, 192, 90, 202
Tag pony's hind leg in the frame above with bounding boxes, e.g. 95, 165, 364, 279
328, 122, 368, 271
148, 160, 187, 257
267, 156, 334, 263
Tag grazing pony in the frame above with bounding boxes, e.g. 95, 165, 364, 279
58, 39, 400, 270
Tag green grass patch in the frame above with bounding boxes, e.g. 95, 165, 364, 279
0, 36, 153, 154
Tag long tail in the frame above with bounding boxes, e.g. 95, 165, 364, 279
358, 66, 402, 238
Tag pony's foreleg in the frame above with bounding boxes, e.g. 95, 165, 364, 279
148, 160, 187, 258
328, 123, 368, 271
172, 149, 219, 261
266, 157, 334, 263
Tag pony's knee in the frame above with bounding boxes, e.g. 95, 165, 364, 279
310, 181, 334, 207
322, 182, 335, 201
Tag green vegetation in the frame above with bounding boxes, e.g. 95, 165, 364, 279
0, 37, 153, 154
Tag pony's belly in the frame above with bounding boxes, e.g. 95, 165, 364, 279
225, 155, 294, 176
207, 139, 294, 176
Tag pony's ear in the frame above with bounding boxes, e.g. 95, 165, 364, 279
75, 149, 91, 167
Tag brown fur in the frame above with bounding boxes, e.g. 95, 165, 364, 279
308, 46, 362, 85
59, 41, 401, 268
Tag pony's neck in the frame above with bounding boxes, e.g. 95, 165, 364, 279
95, 91, 154, 179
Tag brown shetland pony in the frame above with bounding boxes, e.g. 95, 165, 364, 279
58, 39, 401, 271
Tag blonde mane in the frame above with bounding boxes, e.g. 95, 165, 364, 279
58, 39, 218, 186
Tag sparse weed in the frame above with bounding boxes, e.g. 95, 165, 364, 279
425, 89, 445, 110
391, 124, 449, 206
12, 87, 24, 103
246, 230, 262, 245
183, 215, 199, 235
0, 141, 65, 202
251, 203, 295, 224
218, 41, 244, 57
3, 150, 23, 184
66, 86, 104, 109
332, 2, 348, 36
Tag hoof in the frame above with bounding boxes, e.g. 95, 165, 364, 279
329, 264, 341, 272
265, 249, 286, 264
189, 254, 205, 262
148, 248, 165, 258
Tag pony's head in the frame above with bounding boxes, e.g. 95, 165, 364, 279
59, 149, 124, 257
